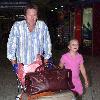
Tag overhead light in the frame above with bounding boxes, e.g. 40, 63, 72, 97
55, 7, 57, 10
51, 10, 54, 12
0, 2, 27, 4
16, 15, 24, 17
0, 5, 25, 8
61, 6, 63, 8
16, 15, 19, 17
0, 16, 5, 18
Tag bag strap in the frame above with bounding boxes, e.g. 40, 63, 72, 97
66, 69, 75, 89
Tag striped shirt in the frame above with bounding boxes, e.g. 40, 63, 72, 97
7, 20, 52, 65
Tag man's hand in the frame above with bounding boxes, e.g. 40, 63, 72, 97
12, 64, 18, 73
44, 59, 48, 65
11, 60, 17, 65
10, 60, 18, 73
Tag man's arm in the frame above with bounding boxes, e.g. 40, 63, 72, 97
43, 23, 52, 63
7, 22, 17, 65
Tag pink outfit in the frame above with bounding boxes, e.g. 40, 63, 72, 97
60, 52, 84, 95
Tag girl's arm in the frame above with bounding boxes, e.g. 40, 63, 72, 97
80, 64, 89, 88
59, 62, 64, 69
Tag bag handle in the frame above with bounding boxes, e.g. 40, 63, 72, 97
66, 69, 75, 89
35, 65, 44, 72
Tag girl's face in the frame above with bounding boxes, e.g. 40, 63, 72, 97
68, 40, 79, 52
25, 8, 38, 26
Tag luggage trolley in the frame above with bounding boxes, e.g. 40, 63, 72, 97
13, 61, 76, 100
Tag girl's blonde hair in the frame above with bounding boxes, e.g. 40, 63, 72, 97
68, 38, 79, 46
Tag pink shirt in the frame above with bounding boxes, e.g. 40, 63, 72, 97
60, 52, 83, 79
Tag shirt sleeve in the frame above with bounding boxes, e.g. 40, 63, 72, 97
7, 22, 18, 61
43, 22, 52, 59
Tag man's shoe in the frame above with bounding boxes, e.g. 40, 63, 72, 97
15, 93, 21, 100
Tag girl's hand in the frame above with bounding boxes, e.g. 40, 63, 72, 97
59, 63, 64, 69
85, 80, 89, 88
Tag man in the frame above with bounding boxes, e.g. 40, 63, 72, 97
7, 3, 52, 84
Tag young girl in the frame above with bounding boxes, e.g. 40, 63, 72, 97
59, 39, 89, 96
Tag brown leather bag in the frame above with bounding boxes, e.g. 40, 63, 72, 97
25, 65, 74, 95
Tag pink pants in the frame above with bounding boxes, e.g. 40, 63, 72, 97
17, 60, 42, 86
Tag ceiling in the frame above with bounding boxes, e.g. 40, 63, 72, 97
0, 0, 71, 16
0, 0, 70, 10
0, 0, 100, 16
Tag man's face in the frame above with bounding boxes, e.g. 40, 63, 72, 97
25, 8, 38, 25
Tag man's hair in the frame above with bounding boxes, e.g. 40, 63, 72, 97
24, 3, 38, 15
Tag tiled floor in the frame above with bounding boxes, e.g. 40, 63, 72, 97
0, 46, 100, 100
80, 56, 100, 100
